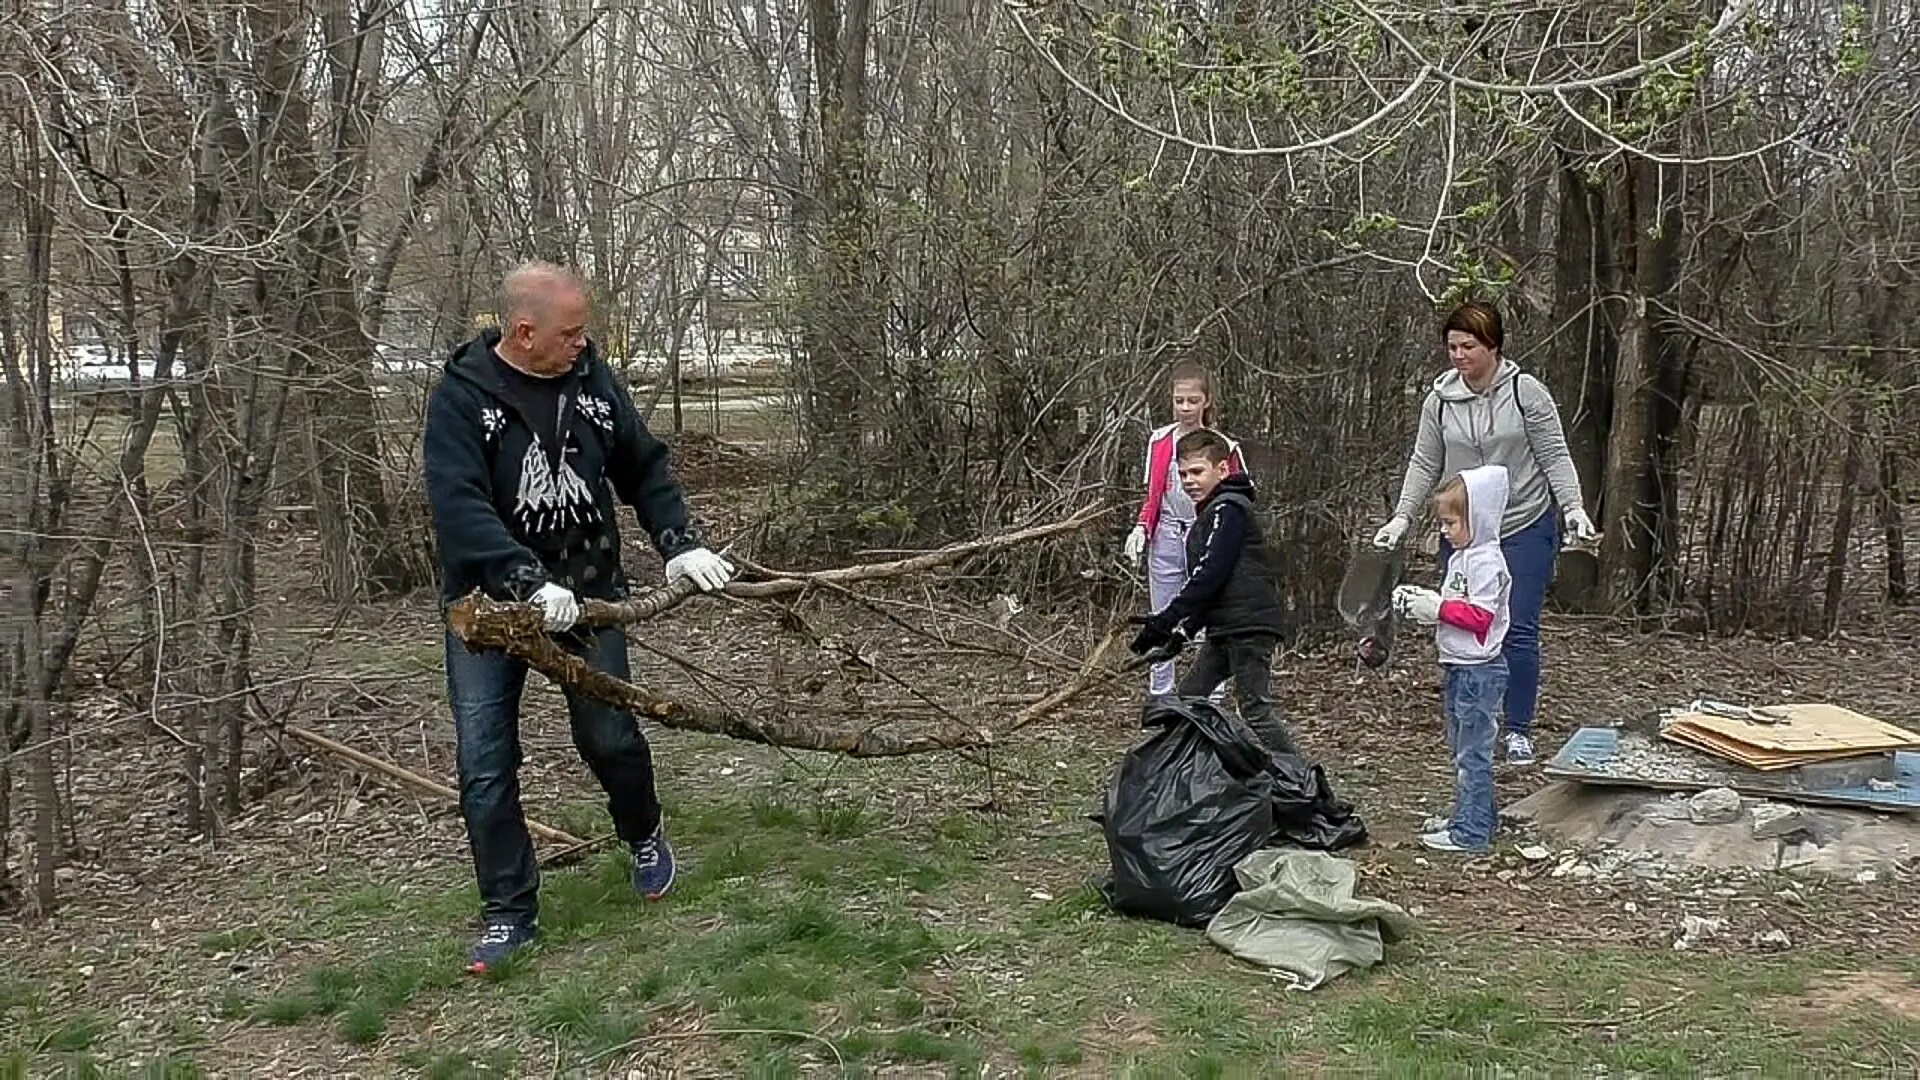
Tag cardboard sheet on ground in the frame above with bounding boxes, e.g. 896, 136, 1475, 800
1662, 703, 1919, 770
1548, 727, 1920, 814
1204, 849, 1412, 991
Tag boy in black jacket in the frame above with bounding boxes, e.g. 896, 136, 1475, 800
1128, 428, 1297, 756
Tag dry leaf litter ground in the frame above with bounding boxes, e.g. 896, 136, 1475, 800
4, 468, 1919, 1076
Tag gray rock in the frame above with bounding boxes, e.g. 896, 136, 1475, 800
1750, 802, 1811, 841
1688, 787, 1743, 825
1674, 914, 1726, 951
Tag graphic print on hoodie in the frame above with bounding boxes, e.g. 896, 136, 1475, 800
422, 329, 704, 606
1435, 464, 1513, 666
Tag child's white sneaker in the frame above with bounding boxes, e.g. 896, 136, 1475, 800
1419, 830, 1474, 852
1504, 732, 1536, 766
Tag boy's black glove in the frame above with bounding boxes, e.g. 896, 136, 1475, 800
1126, 613, 1190, 660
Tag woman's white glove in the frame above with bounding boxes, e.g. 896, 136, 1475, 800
1372, 515, 1410, 551
666, 547, 735, 593
1391, 584, 1442, 626
533, 582, 580, 632
1123, 525, 1147, 567
1564, 508, 1600, 545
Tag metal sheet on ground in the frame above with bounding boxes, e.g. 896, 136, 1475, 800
1546, 727, 1920, 814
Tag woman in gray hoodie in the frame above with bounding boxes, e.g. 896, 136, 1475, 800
1371, 302, 1598, 766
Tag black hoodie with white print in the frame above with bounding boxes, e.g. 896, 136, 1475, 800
423, 329, 704, 605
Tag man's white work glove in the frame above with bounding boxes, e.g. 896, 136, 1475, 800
1391, 584, 1441, 626
1123, 525, 1147, 568
665, 547, 735, 593
533, 582, 580, 632
1564, 508, 1600, 545
1372, 515, 1410, 551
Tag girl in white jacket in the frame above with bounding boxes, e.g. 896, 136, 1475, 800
1392, 465, 1512, 853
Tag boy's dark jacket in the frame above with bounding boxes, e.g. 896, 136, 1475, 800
1162, 474, 1287, 639
423, 330, 703, 605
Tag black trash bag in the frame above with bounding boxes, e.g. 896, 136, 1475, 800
1267, 749, 1370, 852
1100, 700, 1371, 927
1100, 701, 1278, 927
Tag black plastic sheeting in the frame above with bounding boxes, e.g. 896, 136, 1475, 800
1099, 700, 1369, 927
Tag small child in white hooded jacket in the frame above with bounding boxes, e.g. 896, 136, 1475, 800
1392, 464, 1512, 852
1432, 466, 1512, 665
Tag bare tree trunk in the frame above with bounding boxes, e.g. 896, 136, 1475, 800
1823, 397, 1863, 636
800, 0, 881, 487
1597, 158, 1685, 613
1883, 449, 1909, 605
1550, 156, 1614, 611
513, 0, 570, 263
19, 132, 59, 916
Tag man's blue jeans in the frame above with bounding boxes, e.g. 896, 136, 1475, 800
444, 626, 660, 924
1440, 509, 1558, 736
1443, 657, 1506, 850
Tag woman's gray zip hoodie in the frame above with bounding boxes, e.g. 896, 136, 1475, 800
1391, 360, 1587, 539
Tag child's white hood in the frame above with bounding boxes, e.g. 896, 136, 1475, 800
1459, 464, 1509, 548
1436, 464, 1512, 666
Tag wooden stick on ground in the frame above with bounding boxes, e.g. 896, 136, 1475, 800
284, 724, 591, 851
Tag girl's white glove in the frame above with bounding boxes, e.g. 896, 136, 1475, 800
1123, 525, 1147, 567
1372, 515, 1410, 550
1391, 584, 1442, 626
533, 582, 581, 632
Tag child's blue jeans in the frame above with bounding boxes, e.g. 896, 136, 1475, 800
1443, 657, 1507, 850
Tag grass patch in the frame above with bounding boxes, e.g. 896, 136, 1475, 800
398, 1047, 519, 1078
530, 977, 642, 1057
40, 1012, 109, 1053
338, 999, 388, 1046
139, 766, 1917, 1074
196, 926, 267, 955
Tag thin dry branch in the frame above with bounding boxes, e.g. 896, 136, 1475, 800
445, 598, 1133, 758
282, 723, 593, 854
570, 501, 1110, 628
998, 629, 1123, 736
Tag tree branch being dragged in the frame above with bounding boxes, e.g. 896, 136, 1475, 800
575, 500, 1110, 628
445, 503, 1119, 757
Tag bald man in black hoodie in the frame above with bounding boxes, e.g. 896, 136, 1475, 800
424, 262, 734, 972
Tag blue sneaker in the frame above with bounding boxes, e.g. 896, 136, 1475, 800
632, 827, 676, 900
467, 919, 536, 974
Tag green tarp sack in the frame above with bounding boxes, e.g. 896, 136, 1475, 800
1204, 849, 1414, 990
